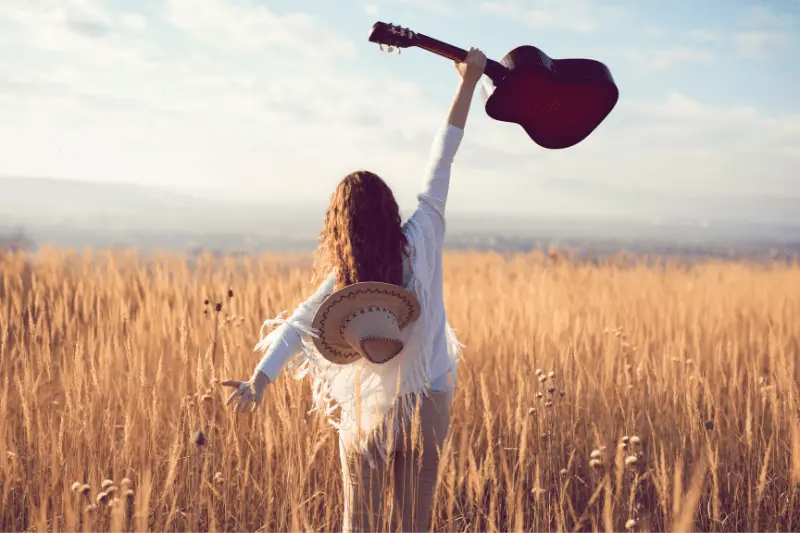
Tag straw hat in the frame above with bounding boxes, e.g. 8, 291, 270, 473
311, 282, 421, 365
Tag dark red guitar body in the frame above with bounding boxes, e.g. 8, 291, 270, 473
368, 22, 619, 149
483, 46, 618, 149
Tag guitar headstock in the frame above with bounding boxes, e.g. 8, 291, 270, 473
368, 21, 418, 54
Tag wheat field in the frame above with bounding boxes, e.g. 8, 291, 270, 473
0, 247, 799, 532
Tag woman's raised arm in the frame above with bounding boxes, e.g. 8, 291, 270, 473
413, 48, 487, 244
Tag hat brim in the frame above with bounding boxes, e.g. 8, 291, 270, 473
311, 282, 421, 365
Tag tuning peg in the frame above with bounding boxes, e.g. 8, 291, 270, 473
387, 46, 394, 53
379, 44, 384, 51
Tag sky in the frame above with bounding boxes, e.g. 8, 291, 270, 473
1, 0, 798, 221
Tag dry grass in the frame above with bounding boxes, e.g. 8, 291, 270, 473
0, 246, 799, 532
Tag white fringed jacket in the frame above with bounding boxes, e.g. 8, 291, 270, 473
253, 123, 465, 467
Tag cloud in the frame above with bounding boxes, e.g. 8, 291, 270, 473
740, 4, 798, 31
479, 0, 627, 33
0, 0, 449, 201
164, 0, 356, 59
687, 29, 718, 43
624, 47, 714, 71
463, 90, 800, 207
0, 1, 160, 70
0, 0, 797, 223
398, 0, 455, 16
121, 13, 148, 32
65, 17, 110, 38
734, 31, 793, 60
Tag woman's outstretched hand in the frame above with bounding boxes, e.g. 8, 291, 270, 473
221, 371, 271, 413
455, 47, 487, 86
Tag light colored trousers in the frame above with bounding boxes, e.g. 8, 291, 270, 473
339, 388, 452, 533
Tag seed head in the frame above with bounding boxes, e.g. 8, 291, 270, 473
625, 518, 637, 530
84, 504, 97, 514
547, 387, 556, 394
80, 484, 91, 497
629, 435, 641, 445
535, 368, 542, 376
96, 492, 109, 505
590, 449, 603, 459
124, 489, 135, 501
213, 472, 224, 484
545, 401, 553, 407
193, 430, 207, 447
538, 375, 547, 383
621, 436, 630, 444
201, 394, 213, 404
589, 458, 603, 469
71, 481, 82, 492
228, 289, 234, 298
527, 407, 537, 415
215, 303, 222, 312
624, 455, 639, 467
618, 442, 628, 450
101, 479, 114, 491
704, 420, 714, 431
120, 478, 133, 489
547, 371, 555, 379
204, 299, 209, 306
536, 392, 543, 399
559, 390, 566, 398
559, 468, 568, 476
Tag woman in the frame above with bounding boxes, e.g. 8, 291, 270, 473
222, 47, 487, 532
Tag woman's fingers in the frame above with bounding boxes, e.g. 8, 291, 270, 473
235, 392, 252, 412
240, 397, 255, 413
220, 380, 260, 413
226, 387, 240, 405
221, 379, 243, 390
225, 383, 246, 406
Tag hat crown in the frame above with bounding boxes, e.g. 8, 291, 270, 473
311, 281, 421, 366
341, 306, 404, 364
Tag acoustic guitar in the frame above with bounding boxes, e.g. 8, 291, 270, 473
368, 21, 619, 149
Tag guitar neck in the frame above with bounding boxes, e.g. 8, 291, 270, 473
413, 33, 508, 83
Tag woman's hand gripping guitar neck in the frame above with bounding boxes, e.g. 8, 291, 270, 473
447, 47, 487, 129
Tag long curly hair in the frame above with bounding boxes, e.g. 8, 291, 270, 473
311, 170, 408, 290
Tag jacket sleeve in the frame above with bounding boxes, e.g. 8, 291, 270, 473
411, 123, 465, 248
253, 272, 336, 382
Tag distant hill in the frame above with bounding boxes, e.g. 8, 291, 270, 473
1, 176, 798, 259
0, 176, 321, 234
